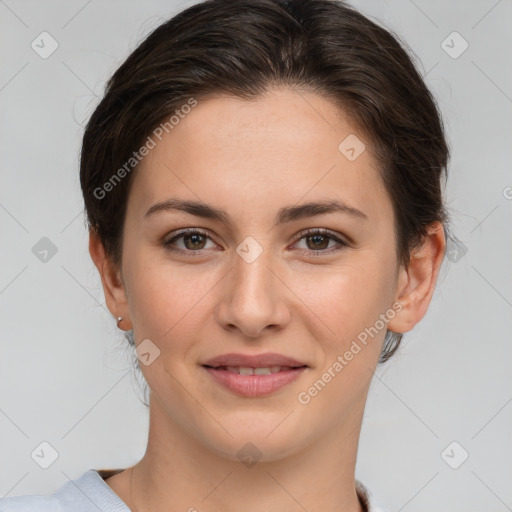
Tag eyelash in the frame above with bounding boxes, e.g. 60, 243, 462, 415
163, 228, 348, 257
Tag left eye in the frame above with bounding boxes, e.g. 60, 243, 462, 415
294, 229, 347, 254
163, 228, 347, 255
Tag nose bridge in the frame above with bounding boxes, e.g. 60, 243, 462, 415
217, 236, 290, 336
232, 239, 278, 307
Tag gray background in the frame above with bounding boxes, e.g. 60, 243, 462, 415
1, 0, 511, 510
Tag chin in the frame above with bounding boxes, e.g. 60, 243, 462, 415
199, 418, 310, 464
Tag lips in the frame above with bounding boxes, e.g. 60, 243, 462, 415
201, 352, 309, 397
203, 366, 307, 397
202, 352, 308, 369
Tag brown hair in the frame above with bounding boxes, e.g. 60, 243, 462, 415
80, 0, 451, 364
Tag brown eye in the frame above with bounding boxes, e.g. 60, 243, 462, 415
164, 229, 215, 252
294, 229, 348, 256
305, 233, 330, 250
182, 233, 207, 250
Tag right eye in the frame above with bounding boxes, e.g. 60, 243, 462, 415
162, 228, 218, 254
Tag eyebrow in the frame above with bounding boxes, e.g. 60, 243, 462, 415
144, 198, 368, 226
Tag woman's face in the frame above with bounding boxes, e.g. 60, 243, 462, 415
115, 87, 405, 460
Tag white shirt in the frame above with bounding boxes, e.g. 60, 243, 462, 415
0, 469, 389, 512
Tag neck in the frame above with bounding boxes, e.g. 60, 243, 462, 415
124, 395, 367, 512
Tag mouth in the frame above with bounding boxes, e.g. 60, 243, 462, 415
201, 356, 309, 397
202, 364, 307, 375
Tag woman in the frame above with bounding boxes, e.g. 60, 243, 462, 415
0, 0, 450, 510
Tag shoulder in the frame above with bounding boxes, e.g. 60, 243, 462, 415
0, 494, 60, 512
0, 469, 129, 512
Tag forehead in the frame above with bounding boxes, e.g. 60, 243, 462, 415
128, 87, 392, 226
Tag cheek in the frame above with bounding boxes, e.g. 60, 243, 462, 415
291, 253, 395, 353
291, 257, 395, 418
126, 251, 220, 343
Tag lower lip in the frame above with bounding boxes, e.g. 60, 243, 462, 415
203, 366, 307, 397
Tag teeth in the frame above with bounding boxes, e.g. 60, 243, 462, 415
254, 367, 272, 375
224, 366, 289, 375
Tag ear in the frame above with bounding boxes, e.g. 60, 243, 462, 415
88, 229, 132, 330
387, 222, 446, 334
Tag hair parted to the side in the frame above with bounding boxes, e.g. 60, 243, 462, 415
80, 0, 451, 366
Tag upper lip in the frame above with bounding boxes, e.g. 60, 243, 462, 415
202, 352, 308, 368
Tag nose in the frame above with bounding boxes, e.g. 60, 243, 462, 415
215, 246, 291, 339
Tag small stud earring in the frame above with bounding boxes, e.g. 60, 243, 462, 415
116, 316, 124, 326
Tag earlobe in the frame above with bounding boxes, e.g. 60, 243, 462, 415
386, 222, 446, 334
88, 230, 132, 329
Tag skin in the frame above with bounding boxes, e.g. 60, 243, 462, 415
89, 86, 446, 512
